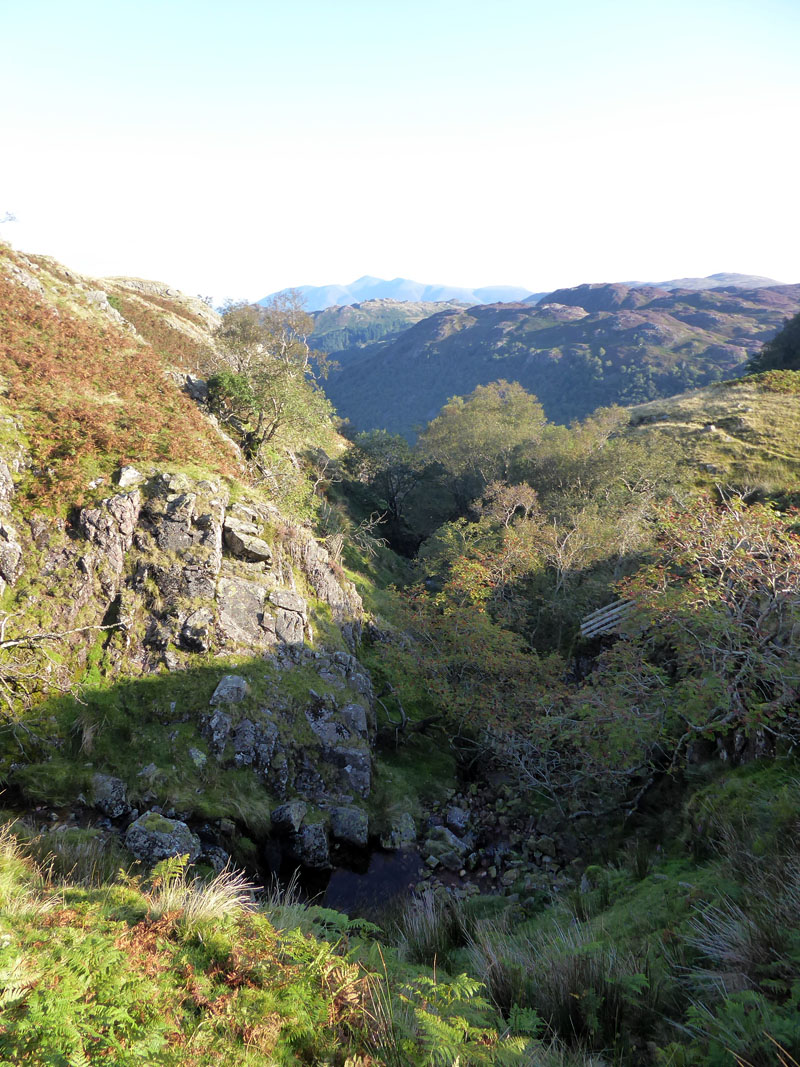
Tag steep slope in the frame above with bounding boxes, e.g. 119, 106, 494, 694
324, 281, 800, 437
0, 242, 400, 881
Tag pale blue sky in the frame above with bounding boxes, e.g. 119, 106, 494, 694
2, 0, 798, 300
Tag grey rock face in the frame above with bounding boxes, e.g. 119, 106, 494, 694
269, 591, 307, 645
206, 709, 232, 753
125, 811, 201, 864
210, 674, 249, 705
284, 528, 362, 624
91, 773, 130, 819
324, 746, 372, 797
79, 491, 142, 575
380, 812, 416, 851
231, 716, 279, 774
0, 522, 22, 587
330, 806, 369, 848
216, 576, 271, 647
339, 703, 369, 739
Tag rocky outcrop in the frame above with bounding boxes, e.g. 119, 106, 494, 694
79, 490, 142, 582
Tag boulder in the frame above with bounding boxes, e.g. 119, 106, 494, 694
223, 517, 273, 564
210, 674, 249, 705
115, 465, 143, 488
291, 822, 330, 869
380, 812, 416, 851
216, 575, 271, 647
446, 805, 470, 835
179, 607, 214, 652
91, 773, 130, 819
330, 806, 369, 848
125, 811, 201, 864
271, 800, 307, 835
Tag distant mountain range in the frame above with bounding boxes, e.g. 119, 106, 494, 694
262, 273, 782, 313
260, 276, 542, 312
321, 281, 800, 438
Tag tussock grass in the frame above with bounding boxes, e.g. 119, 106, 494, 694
144, 854, 258, 928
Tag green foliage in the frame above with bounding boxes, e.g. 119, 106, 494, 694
417, 380, 547, 507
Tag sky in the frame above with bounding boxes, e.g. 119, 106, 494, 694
2, 0, 799, 302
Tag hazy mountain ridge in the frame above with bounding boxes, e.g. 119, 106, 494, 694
324, 281, 800, 437
262, 275, 542, 311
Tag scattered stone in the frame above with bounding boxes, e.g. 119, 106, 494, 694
446, 805, 470, 834
188, 747, 207, 769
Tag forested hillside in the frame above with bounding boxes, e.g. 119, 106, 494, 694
1, 242, 800, 1065
324, 281, 800, 437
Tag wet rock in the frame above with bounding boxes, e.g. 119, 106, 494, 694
125, 811, 201, 864
271, 800, 307, 835
91, 773, 130, 819
380, 812, 416, 850
330, 806, 369, 848
210, 674, 249, 705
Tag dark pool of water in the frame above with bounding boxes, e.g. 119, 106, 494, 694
263, 843, 423, 918
322, 849, 423, 916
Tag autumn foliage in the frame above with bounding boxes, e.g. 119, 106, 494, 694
0, 273, 235, 506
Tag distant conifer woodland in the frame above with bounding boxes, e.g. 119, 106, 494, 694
2, 241, 800, 1065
